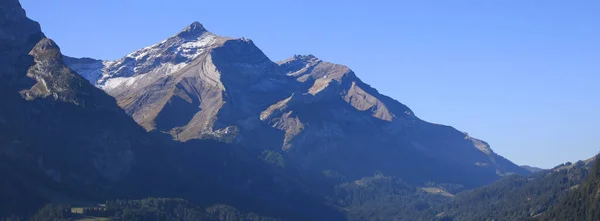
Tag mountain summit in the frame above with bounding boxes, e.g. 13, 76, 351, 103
65, 22, 528, 187
64, 21, 224, 93
177, 21, 208, 38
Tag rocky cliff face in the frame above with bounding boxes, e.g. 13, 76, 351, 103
65, 22, 528, 187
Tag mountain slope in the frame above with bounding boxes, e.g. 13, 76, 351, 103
441, 159, 593, 220
0, 0, 181, 215
66, 23, 528, 188
0, 0, 151, 217
539, 155, 600, 220
266, 55, 527, 187
0, 0, 150, 192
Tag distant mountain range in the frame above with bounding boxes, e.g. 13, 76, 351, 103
65, 22, 527, 188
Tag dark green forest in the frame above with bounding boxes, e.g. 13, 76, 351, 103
441, 161, 589, 220
539, 157, 600, 220
3, 158, 597, 221
2, 198, 278, 221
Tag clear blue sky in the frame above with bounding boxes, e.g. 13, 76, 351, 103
20, 0, 599, 168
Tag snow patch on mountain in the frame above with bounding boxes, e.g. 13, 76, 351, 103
66, 23, 220, 92
97, 33, 218, 91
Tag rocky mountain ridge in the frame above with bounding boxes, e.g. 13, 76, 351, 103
65, 22, 528, 187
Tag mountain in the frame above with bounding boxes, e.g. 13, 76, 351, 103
64, 22, 295, 142
521, 165, 545, 173
0, 0, 166, 215
4, 1, 596, 220
0, 1, 347, 220
0, 0, 152, 196
66, 22, 528, 188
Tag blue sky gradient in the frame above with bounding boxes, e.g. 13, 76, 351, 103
20, 0, 599, 168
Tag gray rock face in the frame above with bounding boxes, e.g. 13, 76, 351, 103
66, 22, 528, 187
0, 0, 44, 84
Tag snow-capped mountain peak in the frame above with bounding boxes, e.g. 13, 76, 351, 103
65, 22, 223, 93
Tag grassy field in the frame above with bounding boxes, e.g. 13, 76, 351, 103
71, 205, 108, 221
71, 207, 84, 214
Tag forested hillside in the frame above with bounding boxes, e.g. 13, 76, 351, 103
440, 160, 592, 220
8, 198, 278, 221
539, 156, 600, 220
